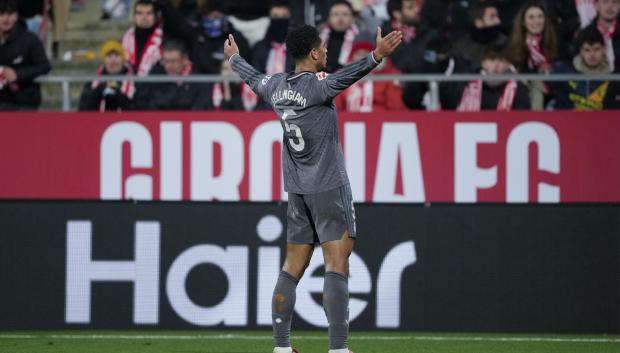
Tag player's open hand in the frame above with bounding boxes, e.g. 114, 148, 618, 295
224, 34, 239, 60
373, 27, 402, 62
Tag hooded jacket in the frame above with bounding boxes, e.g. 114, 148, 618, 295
0, 20, 51, 110
554, 55, 620, 110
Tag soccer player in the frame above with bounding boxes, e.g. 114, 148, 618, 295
224, 25, 402, 353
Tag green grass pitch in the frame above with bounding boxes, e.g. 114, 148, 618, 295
1, 331, 618, 353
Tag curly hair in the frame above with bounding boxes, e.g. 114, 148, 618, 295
285, 25, 322, 61
508, 1, 558, 72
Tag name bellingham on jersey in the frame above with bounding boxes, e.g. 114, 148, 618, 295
229, 51, 380, 194
272, 89, 308, 107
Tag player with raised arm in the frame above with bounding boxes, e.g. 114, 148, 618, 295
224, 25, 402, 353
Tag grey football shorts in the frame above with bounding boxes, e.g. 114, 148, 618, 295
287, 183, 357, 244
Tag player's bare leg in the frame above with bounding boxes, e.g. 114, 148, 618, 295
321, 231, 355, 353
272, 243, 314, 353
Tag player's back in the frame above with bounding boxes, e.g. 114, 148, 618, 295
229, 52, 380, 194
268, 71, 347, 194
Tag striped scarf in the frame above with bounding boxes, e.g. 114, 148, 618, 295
344, 80, 374, 112
457, 70, 518, 112
122, 25, 163, 76
598, 20, 618, 72
266, 42, 287, 75
526, 35, 549, 71
90, 64, 135, 112
212, 83, 257, 111
320, 24, 359, 66
175, 62, 193, 86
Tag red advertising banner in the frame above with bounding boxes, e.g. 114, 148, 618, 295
0, 111, 618, 203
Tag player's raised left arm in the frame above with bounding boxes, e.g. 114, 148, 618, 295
224, 34, 273, 98
319, 28, 402, 100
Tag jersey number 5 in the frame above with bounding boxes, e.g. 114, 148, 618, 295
282, 109, 305, 152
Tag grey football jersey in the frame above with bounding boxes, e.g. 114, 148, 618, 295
230, 52, 380, 194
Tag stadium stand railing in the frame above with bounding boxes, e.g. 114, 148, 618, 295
37, 73, 620, 111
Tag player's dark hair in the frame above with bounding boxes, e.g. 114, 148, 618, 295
285, 25, 322, 61
329, 0, 354, 14
0, 0, 18, 14
576, 27, 605, 48
469, 1, 498, 23
163, 39, 189, 56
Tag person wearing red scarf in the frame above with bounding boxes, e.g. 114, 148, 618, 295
508, 2, 558, 109
79, 39, 134, 112
577, 0, 620, 71
132, 40, 211, 110
335, 41, 407, 111
457, 45, 530, 111
251, 0, 294, 110
319, 0, 373, 73
210, 58, 257, 111
122, 0, 163, 77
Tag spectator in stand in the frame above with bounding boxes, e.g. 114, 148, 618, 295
122, 0, 164, 76
335, 41, 407, 111
554, 27, 620, 109
319, 0, 373, 73
0, 0, 51, 110
403, 37, 469, 110
508, 2, 558, 109
455, 45, 530, 111
453, 1, 507, 72
192, 0, 251, 74
508, 2, 558, 74
577, 0, 620, 72
252, 0, 294, 75
382, 0, 437, 74
210, 58, 257, 111
419, 0, 472, 39
133, 40, 212, 110
78, 40, 134, 112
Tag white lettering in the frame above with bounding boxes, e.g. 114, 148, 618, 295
166, 245, 249, 326
100, 122, 153, 200
191, 122, 244, 201
373, 123, 425, 202
344, 122, 366, 202
65, 221, 160, 324
506, 122, 560, 202
250, 121, 287, 201
376, 241, 417, 328
455, 123, 498, 202
160, 122, 182, 200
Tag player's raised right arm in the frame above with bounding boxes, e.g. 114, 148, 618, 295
319, 28, 402, 101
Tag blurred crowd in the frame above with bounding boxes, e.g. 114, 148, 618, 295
1, 0, 620, 111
